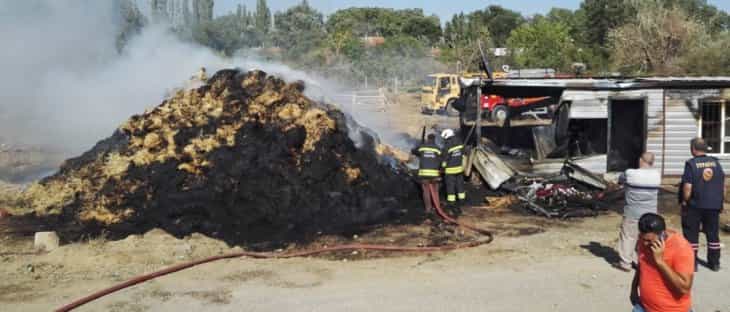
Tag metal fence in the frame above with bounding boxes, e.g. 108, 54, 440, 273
329, 89, 392, 130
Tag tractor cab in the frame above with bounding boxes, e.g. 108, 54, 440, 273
421, 72, 489, 116
421, 73, 461, 115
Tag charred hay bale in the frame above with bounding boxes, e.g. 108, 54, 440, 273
27, 69, 418, 245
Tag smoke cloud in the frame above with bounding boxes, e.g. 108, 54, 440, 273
0, 1, 408, 164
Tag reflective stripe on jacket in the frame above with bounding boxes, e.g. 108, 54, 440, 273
442, 138, 464, 175
416, 143, 442, 177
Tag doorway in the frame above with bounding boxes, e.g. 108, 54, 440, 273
608, 99, 647, 172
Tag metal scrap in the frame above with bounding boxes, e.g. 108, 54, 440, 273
468, 148, 613, 218
467, 146, 516, 190
532, 126, 557, 160
563, 160, 607, 190
513, 179, 602, 219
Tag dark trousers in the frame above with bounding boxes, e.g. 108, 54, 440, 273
444, 174, 465, 203
682, 208, 721, 266
420, 179, 440, 213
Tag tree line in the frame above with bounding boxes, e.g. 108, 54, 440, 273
116, 0, 730, 86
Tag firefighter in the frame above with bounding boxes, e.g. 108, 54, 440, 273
680, 138, 725, 272
441, 129, 466, 213
414, 134, 442, 216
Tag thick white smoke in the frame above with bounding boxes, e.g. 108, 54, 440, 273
0, 1, 407, 165
0, 1, 226, 153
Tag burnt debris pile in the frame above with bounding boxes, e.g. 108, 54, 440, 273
26, 69, 417, 245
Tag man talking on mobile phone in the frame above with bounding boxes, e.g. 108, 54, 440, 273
630, 213, 695, 312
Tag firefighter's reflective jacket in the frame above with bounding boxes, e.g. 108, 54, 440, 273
442, 138, 464, 175
416, 143, 442, 177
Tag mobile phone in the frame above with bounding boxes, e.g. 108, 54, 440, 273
659, 232, 667, 242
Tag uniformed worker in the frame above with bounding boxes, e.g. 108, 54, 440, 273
680, 138, 725, 272
441, 129, 466, 213
414, 134, 442, 215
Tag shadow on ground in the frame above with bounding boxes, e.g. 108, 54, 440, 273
580, 241, 620, 265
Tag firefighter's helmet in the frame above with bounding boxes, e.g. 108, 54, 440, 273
441, 129, 455, 140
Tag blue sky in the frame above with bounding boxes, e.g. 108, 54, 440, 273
215, 0, 730, 22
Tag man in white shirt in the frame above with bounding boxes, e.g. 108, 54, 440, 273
614, 152, 662, 272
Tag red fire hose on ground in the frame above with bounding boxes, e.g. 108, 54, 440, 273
55, 185, 493, 312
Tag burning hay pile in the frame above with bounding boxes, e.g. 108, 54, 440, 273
25, 69, 417, 245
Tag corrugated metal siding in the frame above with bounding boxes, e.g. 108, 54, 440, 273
572, 154, 608, 173
663, 89, 728, 175
552, 88, 730, 175
563, 90, 608, 119
531, 155, 607, 175
643, 90, 665, 174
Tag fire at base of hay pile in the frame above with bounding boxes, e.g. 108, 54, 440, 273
23, 69, 418, 245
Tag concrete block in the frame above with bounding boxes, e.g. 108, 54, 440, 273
34, 231, 60, 251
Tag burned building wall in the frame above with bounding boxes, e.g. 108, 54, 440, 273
664, 89, 730, 176
562, 88, 730, 176
560, 89, 664, 174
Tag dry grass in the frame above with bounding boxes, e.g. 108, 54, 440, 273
103, 153, 130, 179
0, 180, 27, 215
343, 166, 362, 183
24, 180, 78, 215
375, 144, 412, 163
296, 108, 336, 152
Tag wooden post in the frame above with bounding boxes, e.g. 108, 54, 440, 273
476, 78, 483, 149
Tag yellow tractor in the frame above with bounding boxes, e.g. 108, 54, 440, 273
421, 72, 502, 116
421, 73, 462, 116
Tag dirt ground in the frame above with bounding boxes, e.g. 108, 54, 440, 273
1, 192, 729, 312
1, 92, 729, 311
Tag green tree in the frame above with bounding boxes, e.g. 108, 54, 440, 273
546, 8, 573, 23
255, 0, 271, 35
682, 31, 730, 75
350, 36, 431, 86
661, 0, 730, 33
326, 8, 441, 45
542, 7, 606, 71
394, 9, 441, 45
441, 12, 492, 72
471, 5, 526, 46
545, 7, 580, 34
609, 3, 708, 74
331, 8, 397, 37
326, 30, 358, 58
507, 19, 576, 70
439, 6, 525, 72
116, 0, 147, 52
578, 0, 636, 47
273, 1, 327, 62
193, 14, 245, 56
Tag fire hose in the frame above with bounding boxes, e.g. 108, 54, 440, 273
55, 185, 492, 312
